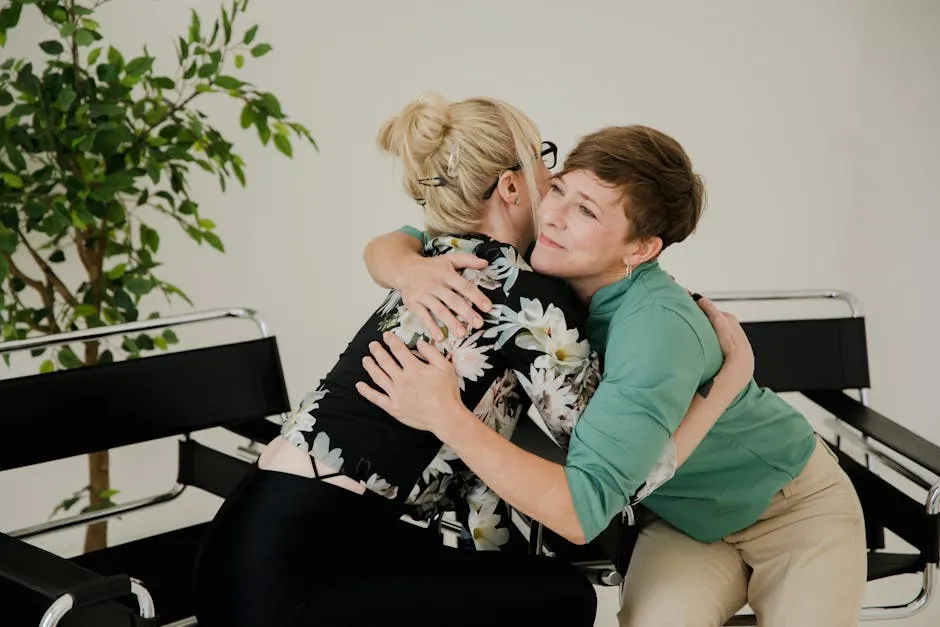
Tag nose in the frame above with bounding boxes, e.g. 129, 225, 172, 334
539, 194, 564, 231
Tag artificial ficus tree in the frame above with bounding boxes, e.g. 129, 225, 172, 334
0, 0, 315, 552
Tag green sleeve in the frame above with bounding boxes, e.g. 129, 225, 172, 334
398, 225, 428, 247
564, 305, 706, 542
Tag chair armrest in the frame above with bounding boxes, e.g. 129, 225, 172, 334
805, 390, 940, 478
0, 532, 154, 623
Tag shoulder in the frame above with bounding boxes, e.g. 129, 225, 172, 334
606, 286, 707, 375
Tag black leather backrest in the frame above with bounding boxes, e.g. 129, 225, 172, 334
0, 337, 290, 471
742, 317, 870, 393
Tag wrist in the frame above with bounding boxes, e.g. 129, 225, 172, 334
390, 251, 425, 290
433, 404, 478, 446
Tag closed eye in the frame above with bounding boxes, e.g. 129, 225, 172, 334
579, 205, 596, 219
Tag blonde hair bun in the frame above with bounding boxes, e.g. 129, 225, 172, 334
377, 92, 452, 173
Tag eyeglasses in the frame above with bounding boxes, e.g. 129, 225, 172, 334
482, 141, 558, 200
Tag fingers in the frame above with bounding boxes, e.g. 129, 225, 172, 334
695, 296, 725, 329
420, 295, 467, 339
354, 381, 390, 411
361, 355, 393, 393
434, 287, 484, 330
445, 273, 492, 315
382, 332, 418, 368
446, 252, 489, 271
410, 302, 445, 342
415, 339, 449, 369
369, 339, 402, 376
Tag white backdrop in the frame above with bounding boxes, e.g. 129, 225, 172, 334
2, 1, 938, 625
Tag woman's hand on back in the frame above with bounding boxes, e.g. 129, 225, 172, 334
399, 253, 493, 341
695, 295, 755, 396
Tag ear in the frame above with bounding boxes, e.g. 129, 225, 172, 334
494, 171, 521, 207
623, 236, 663, 268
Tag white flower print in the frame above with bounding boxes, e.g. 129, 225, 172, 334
310, 430, 344, 470
473, 372, 521, 437
428, 235, 485, 255
421, 452, 454, 483
364, 473, 399, 500
466, 483, 510, 551
378, 289, 402, 318
280, 411, 317, 452
297, 386, 328, 414
392, 306, 427, 345
437, 330, 493, 391
632, 438, 679, 504
516, 364, 579, 444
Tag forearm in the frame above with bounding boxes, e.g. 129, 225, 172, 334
363, 231, 423, 289
436, 407, 586, 545
672, 367, 747, 465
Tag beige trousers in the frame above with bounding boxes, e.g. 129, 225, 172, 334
618, 437, 867, 627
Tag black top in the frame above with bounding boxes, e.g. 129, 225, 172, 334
279, 233, 601, 551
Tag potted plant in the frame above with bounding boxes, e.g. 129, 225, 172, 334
0, 0, 315, 552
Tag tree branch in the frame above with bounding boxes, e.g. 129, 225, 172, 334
4, 252, 45, 293
17, 228, 78, 307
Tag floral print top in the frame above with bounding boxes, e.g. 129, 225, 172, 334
279, 233, 675, 552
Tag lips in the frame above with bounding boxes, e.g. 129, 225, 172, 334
538, 234, 565, 249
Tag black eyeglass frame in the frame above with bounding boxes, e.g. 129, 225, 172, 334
481, 141, 558, 200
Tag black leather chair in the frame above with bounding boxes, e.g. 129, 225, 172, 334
0, 309, 286, 626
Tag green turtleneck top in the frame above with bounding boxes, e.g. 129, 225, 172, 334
398, 226, 816, 544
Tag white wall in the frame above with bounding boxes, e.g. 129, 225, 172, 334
2, 1, 938, 625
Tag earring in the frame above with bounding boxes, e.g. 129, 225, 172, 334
625, 262, 633, 280
514, 198, 521, 205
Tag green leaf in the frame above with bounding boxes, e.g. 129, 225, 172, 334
39, 40, 64, 55
98, 488, 119, 499
203, 232, 224, 252
107, 46, 124, 69
198, 62, 218, 78
60, 22, 76, 37
239, 104, 253, 129
108, 263, 126, 279
0, 172, 23, 188
251, 43, 272, 58
179, 200, 197, 215
81, 18, 101, 31
124, 56, 154, 77
153, 336, 168, 350
55, 87, 76, 109
73, 6, 94, 16
74, 29, 95, 47
162, 328, 179, 344
113, 289, 134, 311
40, 359, 55, 374
234, 54, 244, 69
222, 8, 232, 43
58, 347, 83, 369
0, 89, 12, 106
186, 226, 203, 243
87, 47, 102, 65
0, 256, 8, 283
188, 9, 201, 43
243, 24, 258, 44
273, 133, 292, 157
123, 276, 154, 296
214, 75, 243, 90
6, 144, 26, 170
49, 249, 65, 263
150, 76, 175, 90
74, 304, 97, 317
197, 218, 216, 229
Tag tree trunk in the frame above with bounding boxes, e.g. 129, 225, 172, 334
84, 449, 110, 552
83, 339, 109, 553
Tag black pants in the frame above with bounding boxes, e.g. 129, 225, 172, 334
194, 466, 597, 627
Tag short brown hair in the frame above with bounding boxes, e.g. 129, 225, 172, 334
560, 125, 705, 249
